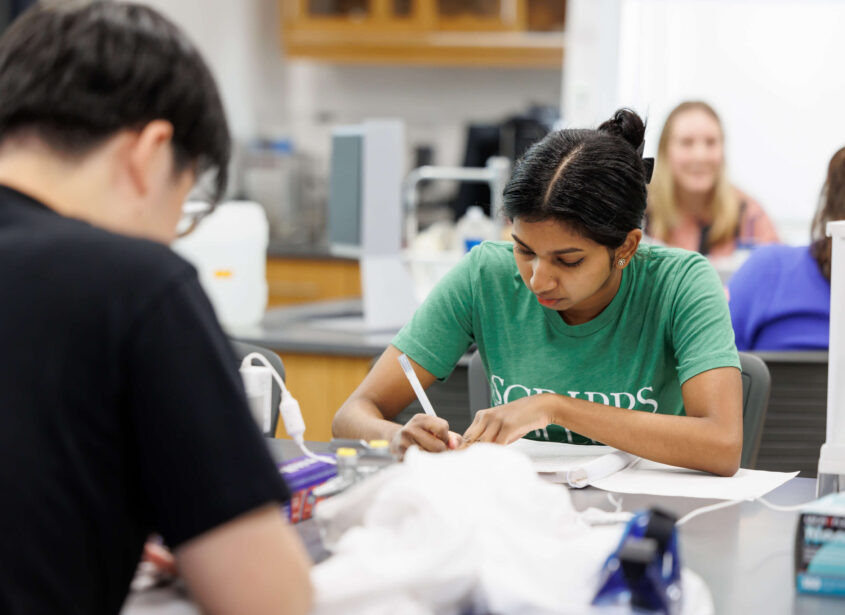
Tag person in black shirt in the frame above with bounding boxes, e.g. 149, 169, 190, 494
0, 3, 311, 614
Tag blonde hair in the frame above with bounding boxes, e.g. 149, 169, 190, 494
647, 101, 740, 249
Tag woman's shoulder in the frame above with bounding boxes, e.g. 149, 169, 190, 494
634, 243, 720, 299
636, 242, 709, 269
469, 240, 516, 268
740, 243, 807, 269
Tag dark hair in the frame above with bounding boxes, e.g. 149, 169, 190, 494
810, 146, 845, 281
0, 0, 230, 203
503, 108, 649, 249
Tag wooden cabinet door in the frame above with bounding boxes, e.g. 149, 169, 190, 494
431, 0, 526, 31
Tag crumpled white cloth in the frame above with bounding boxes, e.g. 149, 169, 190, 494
311, 444, 712, 615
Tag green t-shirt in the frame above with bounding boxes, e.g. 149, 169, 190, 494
391, 241, 740, 444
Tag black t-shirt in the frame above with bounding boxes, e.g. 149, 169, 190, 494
0, 186, 290, 614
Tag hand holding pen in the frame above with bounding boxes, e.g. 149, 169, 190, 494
392, 354, 462, 459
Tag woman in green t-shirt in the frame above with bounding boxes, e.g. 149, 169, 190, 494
333, 109, 743, 476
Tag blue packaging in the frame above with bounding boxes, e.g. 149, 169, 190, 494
795, 492, 845, 596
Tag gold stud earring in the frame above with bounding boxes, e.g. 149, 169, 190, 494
617, 258, 626, 268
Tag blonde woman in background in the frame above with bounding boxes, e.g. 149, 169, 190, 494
647, 101, 779, 257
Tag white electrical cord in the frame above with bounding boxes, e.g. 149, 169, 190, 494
676, 496, 813, 527
240, 352, 336, 465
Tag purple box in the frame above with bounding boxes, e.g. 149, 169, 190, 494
278, 455, 337, 523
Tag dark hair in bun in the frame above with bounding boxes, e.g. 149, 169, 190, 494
503, 108, 649, 249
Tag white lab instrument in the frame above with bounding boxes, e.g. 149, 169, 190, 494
172, 201, 268, 328
401, 156, 510, 251
817, 220, 845, 495
327, 120, 417, 332
397, 353, 437, 417
239, 352, 335, 465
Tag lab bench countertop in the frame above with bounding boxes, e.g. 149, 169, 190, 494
266, 242, 355, 261
227, 298, 396, 357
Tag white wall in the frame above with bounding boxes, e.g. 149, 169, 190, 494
566, 0, 845, 243
139, 0, 561, 186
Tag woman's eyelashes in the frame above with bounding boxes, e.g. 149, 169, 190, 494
559, 258, 584, 268
515, 247, 584, 268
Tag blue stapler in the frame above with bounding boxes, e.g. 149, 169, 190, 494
592, 507, 682, 614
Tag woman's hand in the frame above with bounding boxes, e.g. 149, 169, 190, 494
461, 394, 553, 447
390, 413, 461, 459
143, 540, 178, 576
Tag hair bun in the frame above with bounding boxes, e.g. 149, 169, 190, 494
598, 108, 646, 154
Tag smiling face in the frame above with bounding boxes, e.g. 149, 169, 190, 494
512, 218, 632, 323
665, 108, 724, 196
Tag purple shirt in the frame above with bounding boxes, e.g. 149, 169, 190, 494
728, 244, 830, 350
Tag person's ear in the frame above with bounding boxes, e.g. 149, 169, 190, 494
615, 229, 642, 268
126, 120, 175, 198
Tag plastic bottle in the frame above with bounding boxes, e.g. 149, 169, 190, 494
172, 201, 268, 328
454, 205, 496, 253
336, 448, 359, 483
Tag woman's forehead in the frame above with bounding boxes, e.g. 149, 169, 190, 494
512, 218, 600, 250
670, 109, 722, 138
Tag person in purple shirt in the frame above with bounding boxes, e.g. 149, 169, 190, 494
728, 147, 845, 350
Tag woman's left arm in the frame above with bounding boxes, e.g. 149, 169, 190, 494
462, 365, 743, 476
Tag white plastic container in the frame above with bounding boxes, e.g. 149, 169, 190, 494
453, 205, 496, 253
172, 201, 268, 328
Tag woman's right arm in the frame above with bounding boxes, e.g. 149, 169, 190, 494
332, 345, 460, 458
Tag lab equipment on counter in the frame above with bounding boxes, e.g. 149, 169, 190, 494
172, 201, 267, 328
795, 491, 845, 596
402, 155, 510, 251
239, 351, 334, 466
593, 508, 682, 615
817, 221, 845, 496
327, 119, 417, 331
281, 441, 397, 524
402, 157, 510, 303
454, 205, 496, 253
312, 441, 396, 500
241, 138, 303, 243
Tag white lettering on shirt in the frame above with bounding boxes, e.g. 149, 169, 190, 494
610, 392, 637, 410
636, 386, 659, 413
488, 375, 659, 413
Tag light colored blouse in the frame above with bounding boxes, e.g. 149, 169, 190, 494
659, 192, 779, 258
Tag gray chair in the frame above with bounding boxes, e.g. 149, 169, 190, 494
230, 340, 286, 436
752, 351, 828, 477
467, 350, 770, 469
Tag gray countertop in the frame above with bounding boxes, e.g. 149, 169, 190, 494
227, 298, 396, 357
266, 242, 355, 261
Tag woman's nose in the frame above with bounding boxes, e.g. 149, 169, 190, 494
530, 259, 556, 293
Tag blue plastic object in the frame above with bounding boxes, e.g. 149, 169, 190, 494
592, 508, 682, 614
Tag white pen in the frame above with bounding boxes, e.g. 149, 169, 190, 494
397, 353, 437, 417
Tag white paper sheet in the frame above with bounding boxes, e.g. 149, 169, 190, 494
508, 440, 799, 500
590, 459, 799, 500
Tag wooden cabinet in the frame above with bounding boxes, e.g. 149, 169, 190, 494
281, 0, 566, 67
273, 352, 373, 441
266, 256, 361, 307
